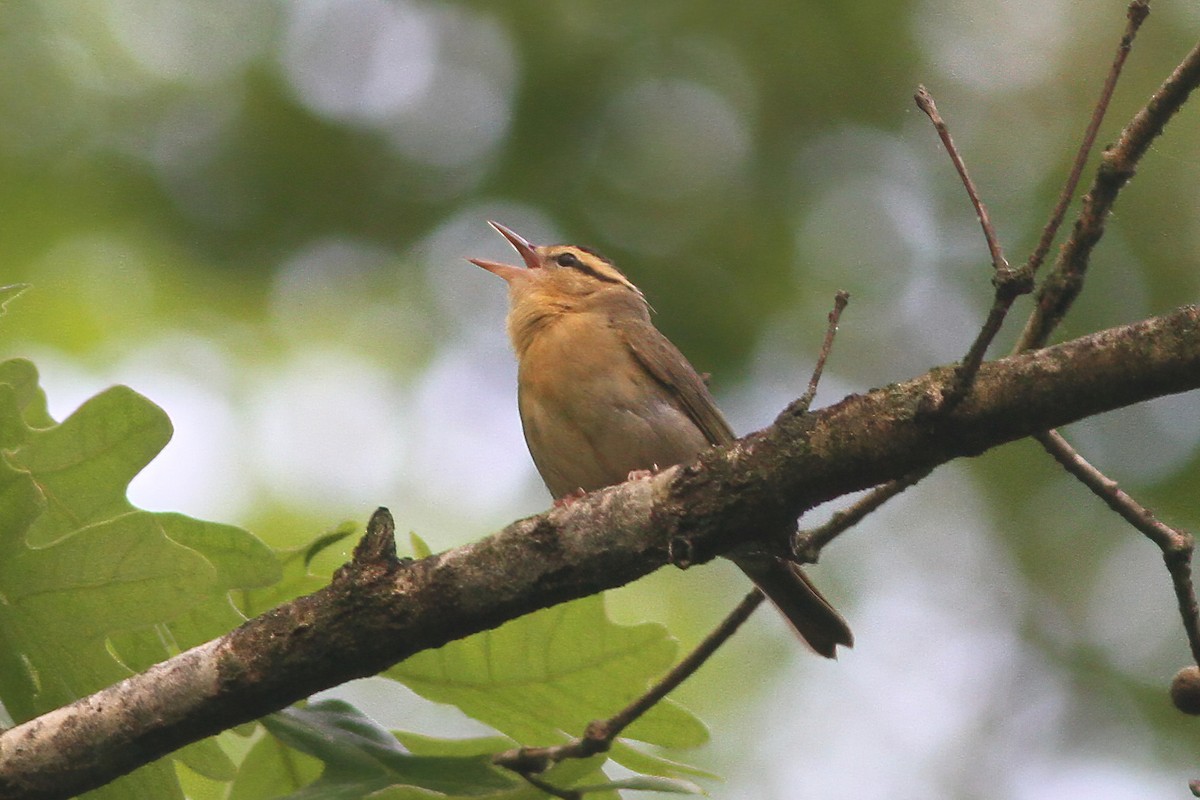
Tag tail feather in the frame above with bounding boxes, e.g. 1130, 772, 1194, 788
732, 555, 853, 658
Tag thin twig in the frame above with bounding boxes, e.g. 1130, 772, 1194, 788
608, 590, 764, 735
949, 276, 1032, 411
1017, 6, 1200, 352
914, 85, 1031, 410
809, 5, 1179, 565
914, 85, 1009, 274
493, 590, 765, 782
794, 469, 931, 561
1004, 3, 1200, 671
814, 5, 1173, 591
518, 772, 581, 800
1024, 0, 1150, 281
798, 291, 850, 412
1037, 430, 1200, 664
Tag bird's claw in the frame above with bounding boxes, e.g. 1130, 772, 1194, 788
553, 488, 588, 508
625, 465, 659, 482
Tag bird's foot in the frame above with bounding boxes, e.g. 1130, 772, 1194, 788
625, 465, 659, 482
553, 488, 588, 508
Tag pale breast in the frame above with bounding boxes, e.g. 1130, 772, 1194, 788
516, 311, 710, 499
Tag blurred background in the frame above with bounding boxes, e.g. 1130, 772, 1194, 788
2, 1, 1200, 797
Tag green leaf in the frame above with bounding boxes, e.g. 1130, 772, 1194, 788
178, 755, 241, 800
0, 361, 281, 799
240, 524, 353, 618
174, 736, 238, 782
8, 384, 174, 545
0, 509, 218, 719
408, 531, 433, 559
573, 775, 705, 795
392, 731, 514, 758
369, 731, 613, 800
305, 523, 357, 569
228, 728, 323, 800
607, 742, 718, 782
82, 759, 187, 800
0, 283, 30, 315
386, 594, 709, 778
0, 359, 52, 430
261, 700, 518, 799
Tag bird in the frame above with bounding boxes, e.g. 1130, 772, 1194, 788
470, 221, 852, 657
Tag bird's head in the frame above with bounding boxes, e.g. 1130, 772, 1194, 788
470, 221, 643, 304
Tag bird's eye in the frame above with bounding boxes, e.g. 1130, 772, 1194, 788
555, 252, 580, 268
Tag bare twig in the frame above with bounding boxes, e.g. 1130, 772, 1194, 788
914, 85, 1009, 274
798, 291, 850, 412
802, 7, 1192, 625
834, 3, 1160, 552
493, 591, 765, 782
1017, 12, 1200, 352
1024, 0, 1150, 281
1037, 430, 1200, 664
914, 85, 1032, 411
794, 468, 931, 561
1002, 3, 1200, 676
848, 83, 1028, 523
518, 772, 581, 800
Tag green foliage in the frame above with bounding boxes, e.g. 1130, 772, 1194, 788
253, 701, 704, 800
260, 701, 518, 799
387, 535, 712, 784
240, 523, 357, 617
387, 594, 710, 777
245, 591, 716, 797
226, 726, 324, 800
0, 358, 280, 797
0, 284, 29, 315
0, 361, 712, 798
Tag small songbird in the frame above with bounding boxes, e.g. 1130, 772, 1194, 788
470, 221, 852, 657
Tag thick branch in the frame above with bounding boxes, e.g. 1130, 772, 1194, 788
1, 305, 1198, 800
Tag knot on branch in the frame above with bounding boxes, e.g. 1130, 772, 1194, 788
354, 507, 399, 564
668, 536, 696, 570
334, 508, 411, 586
581, 720, 614, 754
1098, 148, 1137, 185
992, 263, 1035, 299
1163, 530, 1195, 568
492, 746, 553, 775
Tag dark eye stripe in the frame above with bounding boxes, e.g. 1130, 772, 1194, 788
553, 249, 625, 285
572, 261, 625, 285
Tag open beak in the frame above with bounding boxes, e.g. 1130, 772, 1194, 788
469, 221, 541, 281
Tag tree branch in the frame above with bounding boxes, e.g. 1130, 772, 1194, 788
492, 590, 765, 780
828, 1, 1168, 558
1035, 429, 1200, 663
1, 305, 1198, 800
913, 83, 1031, 411
1023, 0, 1149, 282
1018, 26, 1200, 351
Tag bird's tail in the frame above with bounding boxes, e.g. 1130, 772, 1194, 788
732, 554, 853, 658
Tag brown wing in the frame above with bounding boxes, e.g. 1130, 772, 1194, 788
618, 317, 736, 447
622, 316, 853, 657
